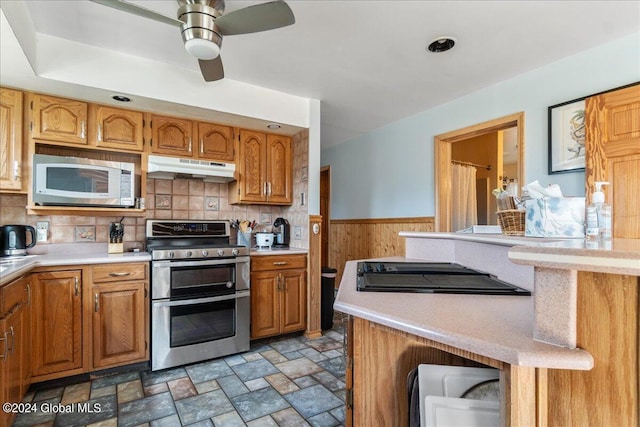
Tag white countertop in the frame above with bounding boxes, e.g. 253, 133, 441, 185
334, 258, 593, 370
250, 247, 308, 256
0, 243, 151, 285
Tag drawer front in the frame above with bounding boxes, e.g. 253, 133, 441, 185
251, 255, 306, 272
92, 263, 147, 283
0, 277, 26, 315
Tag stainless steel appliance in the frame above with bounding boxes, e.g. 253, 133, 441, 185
33, 154, 135, 207
147, 220, 250, 371
0, 225, 36, 257
356, 261, 530, 295
273, 217, 290, 247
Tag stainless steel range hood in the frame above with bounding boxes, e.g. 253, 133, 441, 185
147, 155, 235, 183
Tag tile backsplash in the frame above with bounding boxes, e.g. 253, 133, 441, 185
0, 130, 310, 250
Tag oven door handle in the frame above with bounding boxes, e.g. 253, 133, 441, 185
152, 290, 250, 307
154, 257, 250, 268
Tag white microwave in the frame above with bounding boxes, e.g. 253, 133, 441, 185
33, 154, 135, 207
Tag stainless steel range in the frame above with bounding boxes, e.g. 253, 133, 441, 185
146, 220, 250, 371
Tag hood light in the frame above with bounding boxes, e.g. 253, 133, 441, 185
267, 123, 281, 129
112, 95, 131, 102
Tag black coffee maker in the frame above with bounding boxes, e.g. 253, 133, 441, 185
273, 217, 290, 247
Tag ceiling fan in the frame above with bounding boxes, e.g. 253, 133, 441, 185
90, 0, 295, 81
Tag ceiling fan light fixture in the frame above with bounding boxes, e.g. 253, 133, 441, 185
427, 36, 456, 53
184, 38, 221, 60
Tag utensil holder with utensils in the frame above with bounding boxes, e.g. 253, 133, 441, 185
108, 222, 124, 253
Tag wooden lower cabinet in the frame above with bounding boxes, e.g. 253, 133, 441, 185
250, 255, 307, 339
29, 262, 149, 383
91, 262, 149, 369
31, 269, 83, 379
0, 275, 31, 427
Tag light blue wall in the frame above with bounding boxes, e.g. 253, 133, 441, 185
321, 32, 640, 219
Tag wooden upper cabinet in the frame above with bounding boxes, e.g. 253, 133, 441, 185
234, 130, 267, 203
197, 122, 234, 161
585, 83, 640, 238
266, 134, 292, 204
90, 105, 144, 152
30, 93, 88, 145
0, 88, 23, 191
230, 130, 292, 205
149, 114, 194, 156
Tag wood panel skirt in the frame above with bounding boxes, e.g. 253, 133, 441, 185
328, 217, 435, 287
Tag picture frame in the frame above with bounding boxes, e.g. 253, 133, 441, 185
548, 97, 586, 174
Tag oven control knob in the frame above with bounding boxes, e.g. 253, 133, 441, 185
232, 249, 239, 256
226, 281, 233, 288
185, 251, 193, 257
202, 250, 209, 257
168, 251, 175, 259
217, 249, 225, 257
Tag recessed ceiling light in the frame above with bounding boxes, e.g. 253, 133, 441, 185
427, 36, 456, 53
267, 123, 281, 129
112, 95, 131, 102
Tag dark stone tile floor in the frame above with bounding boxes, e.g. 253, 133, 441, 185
14, 319, 346, 427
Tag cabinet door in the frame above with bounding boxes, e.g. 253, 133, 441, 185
250, 271, 280, 339
149, 115, 194, 156
280, 269, 306, 333
237, 130, 267, 203
30, 94, 88, 145
92, 282, 148, 369
1, 306, 23, 413
197, 122, 235, 161
91, 105, 144, 152
0, 88, 23, 191
266, 134, 292, 204
31, 270, 83, 377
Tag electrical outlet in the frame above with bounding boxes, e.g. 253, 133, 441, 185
36, 221, 49, 242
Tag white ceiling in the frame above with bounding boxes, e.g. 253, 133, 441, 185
11, 1, 640, 148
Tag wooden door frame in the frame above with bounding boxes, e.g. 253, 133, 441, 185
435, 112, 525, 232
320, 166, 331, 266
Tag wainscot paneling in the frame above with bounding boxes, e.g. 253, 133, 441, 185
328, 217, 435, 287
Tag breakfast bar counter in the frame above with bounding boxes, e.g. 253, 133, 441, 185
335, 232, 640, 426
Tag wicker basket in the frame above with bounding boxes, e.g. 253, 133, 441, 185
497, 210, 525, 236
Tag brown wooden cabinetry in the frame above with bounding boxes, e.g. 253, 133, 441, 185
91, 262, 148, 369
89, 104, 144, 152
0, 87, 24, 192
250, 254, 306, 339
31, 269, 83, 380
0, 275, 31, 427
230, 130, 292, 205
148, 114, 194, 157
29, 93, 88, 145
197, 122, 235, 161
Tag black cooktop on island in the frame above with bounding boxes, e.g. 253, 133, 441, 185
356, 261, 531, 296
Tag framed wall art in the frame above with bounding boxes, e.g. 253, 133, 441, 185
548, 97, 586, 174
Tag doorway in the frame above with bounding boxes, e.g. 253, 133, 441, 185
435, 112, 525, 232
320, 166, 331, 267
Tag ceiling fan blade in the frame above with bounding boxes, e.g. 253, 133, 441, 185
89, 0, 183, 27
199, 57, 224, 82
215, 1, 295, 36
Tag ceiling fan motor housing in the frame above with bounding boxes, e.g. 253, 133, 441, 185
178, 1, 224, 59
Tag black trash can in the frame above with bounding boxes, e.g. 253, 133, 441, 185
321, 266, 338, 330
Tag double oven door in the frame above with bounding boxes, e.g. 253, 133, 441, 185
151, 255, 250, 371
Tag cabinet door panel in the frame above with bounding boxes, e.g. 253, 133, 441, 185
0, 88, 23, 191
92, 105, 144, 152
250, 272, 280, 339
150, 115, 193, 156
31, 271, 83, 376
93, 282, 147, 368
266, 134, 292, 204
197, 122, 234, 161
281, 269, 306, 333
31, 94, 88, 145
238, 130, 266, 202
